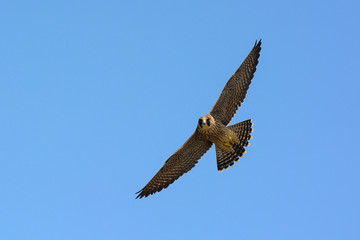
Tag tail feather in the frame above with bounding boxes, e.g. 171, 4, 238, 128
216, 119, 253, 172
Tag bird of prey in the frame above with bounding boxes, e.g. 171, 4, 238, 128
136, 40, 262, 199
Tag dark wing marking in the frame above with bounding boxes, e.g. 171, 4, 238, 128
210, 40, 261, 126
136, 131, 212, 199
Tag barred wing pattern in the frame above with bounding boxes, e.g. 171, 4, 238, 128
216, 119, 253, 171
210, 40, 261, 126
136, 132, 213, 199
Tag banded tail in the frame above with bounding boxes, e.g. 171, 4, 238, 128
216, 119, 253, 172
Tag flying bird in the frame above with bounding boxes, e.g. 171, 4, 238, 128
136, 40, 262, 199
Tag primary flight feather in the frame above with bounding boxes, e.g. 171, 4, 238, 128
136, 40, 262, 199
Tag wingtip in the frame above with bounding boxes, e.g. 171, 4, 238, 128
135, 192, 143, 199
253, 39, 262, 52
135, 188, 147, 199
254, 38, 262, 45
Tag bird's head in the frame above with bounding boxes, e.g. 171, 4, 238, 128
198, 114, 214, 130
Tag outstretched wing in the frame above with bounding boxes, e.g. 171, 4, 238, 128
136, 131, 212, 199
210, 40, 262, 126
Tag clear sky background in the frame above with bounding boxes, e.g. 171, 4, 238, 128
1, 1, 359, 239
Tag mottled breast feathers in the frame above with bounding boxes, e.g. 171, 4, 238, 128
136, 40, 261, 199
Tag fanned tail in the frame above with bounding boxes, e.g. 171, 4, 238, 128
216, 119, 253, 172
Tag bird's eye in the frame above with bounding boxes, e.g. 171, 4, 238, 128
206, 118, 211, 126
198, 119, 203, 127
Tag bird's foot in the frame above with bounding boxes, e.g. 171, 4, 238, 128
224, 137, 234, 147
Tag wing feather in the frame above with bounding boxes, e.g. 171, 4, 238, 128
136, 131, 212, 199
210, 40, 262, 125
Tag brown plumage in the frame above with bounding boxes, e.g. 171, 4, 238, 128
216, 119, 254, 172
136, 40, 261, 199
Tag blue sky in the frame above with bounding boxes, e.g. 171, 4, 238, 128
1, 1, 359, 239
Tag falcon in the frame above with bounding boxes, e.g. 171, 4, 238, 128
136, 40, 262, 199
